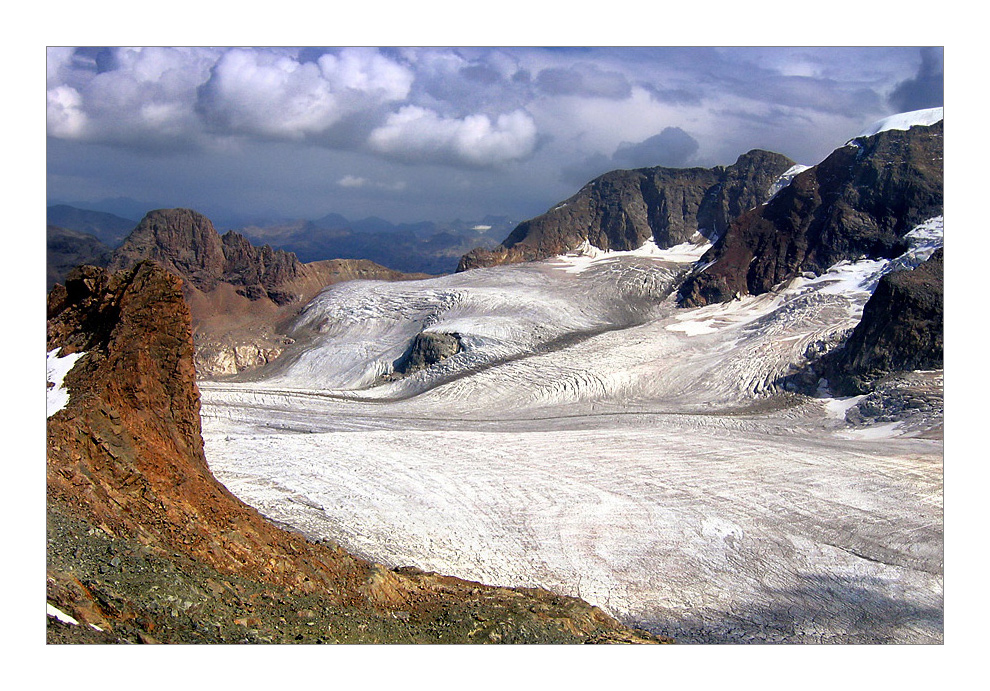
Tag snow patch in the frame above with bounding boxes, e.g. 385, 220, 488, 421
852, 107, 943, 141
47, 603, 79, 625
549, 237, 711, 275
47, 348, 86, 418
768, 164, 811, 199
822, 395, 866, 420
666, 319, 719, 336
838, 421, 905, 440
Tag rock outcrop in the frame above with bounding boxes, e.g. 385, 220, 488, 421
823, 248, 943, 395
99, 208, 431, 378
392, 331, 462, 377
46, 262, 666, 644
107, 208, 300, 301
678, 120, 943, 307
457, 150, 794, 271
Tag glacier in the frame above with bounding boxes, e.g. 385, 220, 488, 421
200, 219, 943, 643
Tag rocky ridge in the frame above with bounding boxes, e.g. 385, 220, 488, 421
107, 208, 300, 303
100, 208, 430, 378
46, 261, 666, 644
812, 248, 943, 396
457, 150, 794, 271
678, 120, 943, 307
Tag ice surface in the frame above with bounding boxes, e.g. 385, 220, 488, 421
200, 218, 944, 643
47, 348, 86, 418
854, 107, 944, 139
547, 237, 712, 275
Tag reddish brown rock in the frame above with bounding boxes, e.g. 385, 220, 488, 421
46, 261, 667, 644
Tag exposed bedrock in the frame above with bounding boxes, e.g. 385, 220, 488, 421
457, 150, 794, 271
825, 248, 943, 395
679, 121, 943, 307
392, 331, 463, 377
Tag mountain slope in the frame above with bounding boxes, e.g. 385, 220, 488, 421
821, 247, 943, 395
236, 215, 510, 275
678, 117, 943, 307
46, 204, 138, 247
102, 208, 430, 377
457, 150, 794, 271
46, 262, 664, 644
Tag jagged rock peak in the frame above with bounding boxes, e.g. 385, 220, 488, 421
679, 119, 943, 307
457, 149, 794, 271
108, 208, 301, 300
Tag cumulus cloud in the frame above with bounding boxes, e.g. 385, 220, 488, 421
196, 47, 413, 140
338, 175, 369, 188
368, 106, 538, 167
46, 46, 220, 149
46, 47, 414, 149
337, 175, 406, 191
887, 47, 944, 113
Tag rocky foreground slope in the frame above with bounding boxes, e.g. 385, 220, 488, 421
46, 261, 665, 644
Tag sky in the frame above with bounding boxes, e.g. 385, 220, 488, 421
46, 46, 943, 228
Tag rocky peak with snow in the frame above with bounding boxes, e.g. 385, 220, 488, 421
678, 117, 943, 307
457, 149, 794, 271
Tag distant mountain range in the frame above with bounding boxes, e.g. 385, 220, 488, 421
46, 204, 513, 279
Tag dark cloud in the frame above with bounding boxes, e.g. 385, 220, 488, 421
636, 82, 703, 106
559, 152, 614, 187
612, 128, 700, 169
535, 63, 632, 100
561, 127, 701, 186
460, 63, 502, 85
47, 47, 943, 225
887, 47, 944, 113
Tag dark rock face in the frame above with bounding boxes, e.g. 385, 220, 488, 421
108, 208, 300, 299
393, 332, 462, 376
679, 121, 943, 307
47, 225, 111, 289
457, 150, 794, 271
825, 248, 943, 395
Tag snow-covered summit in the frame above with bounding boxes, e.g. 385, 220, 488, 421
852, 107, 943, 140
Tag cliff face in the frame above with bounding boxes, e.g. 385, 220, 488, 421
457, 150, 794, 271
107, 208, 300, 300
46, 262, 664, 644
679, 121, 943, 307
824, 248, 944, 395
